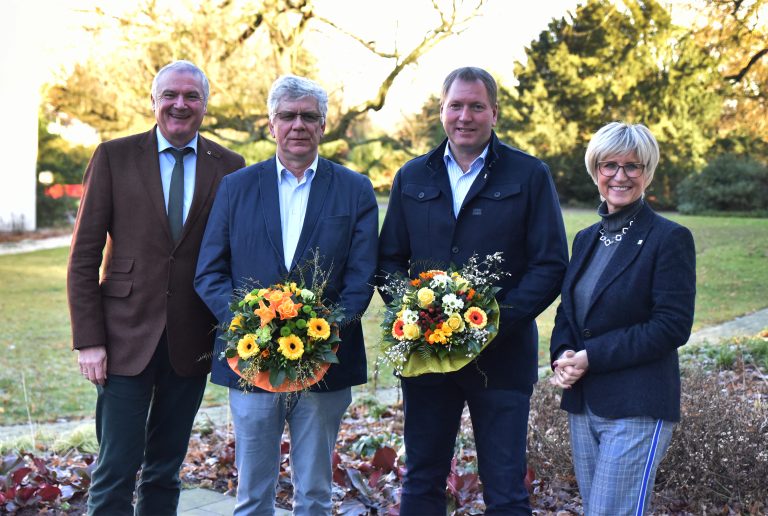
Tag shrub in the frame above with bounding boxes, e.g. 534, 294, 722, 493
527, 381, 572, 481
677, 154, 768, 215
529, 349, 768, 513
657, 368, 768, 511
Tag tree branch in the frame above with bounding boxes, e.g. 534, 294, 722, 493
323, 0, 485, 142
725, 48, 768, 83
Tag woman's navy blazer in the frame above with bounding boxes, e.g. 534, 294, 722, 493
550, 203, 696, 422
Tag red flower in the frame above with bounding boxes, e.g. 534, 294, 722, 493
392, 320, 405, 340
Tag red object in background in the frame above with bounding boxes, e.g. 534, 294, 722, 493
44, 184, 83, 199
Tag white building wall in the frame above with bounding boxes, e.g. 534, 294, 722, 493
0, 1, 39, 231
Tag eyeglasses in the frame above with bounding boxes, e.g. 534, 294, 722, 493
273, 111, 324, 124
597, 161, 645, 178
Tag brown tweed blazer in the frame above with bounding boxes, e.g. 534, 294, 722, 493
67, 127, 245, 377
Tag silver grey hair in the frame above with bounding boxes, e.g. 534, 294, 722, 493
267, 75, 328, 119
585, 122, 660, 186
151, 60, 210, 105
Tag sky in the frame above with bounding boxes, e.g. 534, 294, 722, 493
12, 0, 587, 142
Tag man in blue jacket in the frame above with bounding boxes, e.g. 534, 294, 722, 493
378, 67, 568, 515
195, 75, 377, 515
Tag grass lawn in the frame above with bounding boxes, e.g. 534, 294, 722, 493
1, 210, 766, 425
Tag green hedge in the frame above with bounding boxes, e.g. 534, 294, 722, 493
677, 154, 768, 216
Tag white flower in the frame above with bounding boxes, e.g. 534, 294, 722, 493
441, 293, 464, 314
430, 273, 451, 290
300, 289, 315, 302
401, 309, 419, 324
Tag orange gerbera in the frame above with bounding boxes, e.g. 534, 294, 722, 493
418, 269, 446, 281
391, 319, 405, 340
276, 299, 303, 320
254, 300, 276, 327
464, 307, 487, 329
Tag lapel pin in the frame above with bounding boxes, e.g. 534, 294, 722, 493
637, 239, 643, 245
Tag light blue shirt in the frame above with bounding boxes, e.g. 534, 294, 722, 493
157, 128, 198, 224
443, 143, 489, 218
277, 155, 318, 270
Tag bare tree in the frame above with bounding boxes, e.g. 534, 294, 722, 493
47, 0, 486, 152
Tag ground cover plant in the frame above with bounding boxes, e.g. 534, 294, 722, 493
1, 210, 766, 425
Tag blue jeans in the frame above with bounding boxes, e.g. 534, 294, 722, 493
229, 388, 351, 516
569, 405, 675, 516
400, 375, 532, 515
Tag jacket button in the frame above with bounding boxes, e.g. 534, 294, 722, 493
166, 290, 172, 297
582, 329, 592, 338
451, 246, 459, 254
418, 192, 425, 199
494, 191, 501, 198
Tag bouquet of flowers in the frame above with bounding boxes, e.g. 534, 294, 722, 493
222, 278, 343, 392
379, 253, 507, 377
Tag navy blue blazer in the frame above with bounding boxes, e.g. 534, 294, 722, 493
194, 157, 378, 391
550, 203, 696, 421
378, 133, 568, 389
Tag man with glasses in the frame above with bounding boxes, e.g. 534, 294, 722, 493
68, 60, 245, 515
195, 74, 378, 515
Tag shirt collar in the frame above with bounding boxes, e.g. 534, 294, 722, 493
156, 127, 198, 154
443, 143, 489, 172
276, 154, 319, 184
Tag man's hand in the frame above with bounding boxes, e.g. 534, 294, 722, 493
78, 346, 108, 385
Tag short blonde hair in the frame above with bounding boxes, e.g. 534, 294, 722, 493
585, 122, 659, 186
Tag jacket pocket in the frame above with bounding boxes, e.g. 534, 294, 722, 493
107, 257, 135, 274
100, 278, 133, 297
403, 184, 441, 202
477, 183, 521, 201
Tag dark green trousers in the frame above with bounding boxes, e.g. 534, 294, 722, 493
87, 334, 206, 516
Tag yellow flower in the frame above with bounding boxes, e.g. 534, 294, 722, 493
452, 274, 470, 290
417, 287, 435, 307
237, 334, 260, 359
439, 322, 453, 337
446, 313, 465, 333
464, 307, 488, 329
402, 323, 421, 340
257, 288, 269, 297
278, 334, 304, 360
307, 318, 331, 340
427, 329, 448, 345
243, 291, 260, 304
229, 315, 245, 331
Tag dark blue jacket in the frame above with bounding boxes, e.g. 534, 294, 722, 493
550, 203, 696, 421
194, 157, 378, 391
378, 133, 568, 389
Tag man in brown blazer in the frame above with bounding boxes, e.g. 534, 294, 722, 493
67, 60, 245, 515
